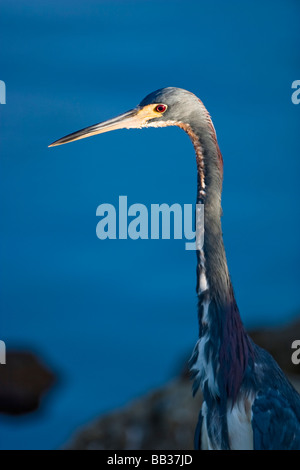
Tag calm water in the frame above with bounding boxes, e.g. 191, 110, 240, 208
0, 0, 299, 449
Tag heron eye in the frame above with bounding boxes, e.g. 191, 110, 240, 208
155, 104, 167, 113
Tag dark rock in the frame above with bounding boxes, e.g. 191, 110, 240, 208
0, 350, 55, 415
249, 317, 300, 376
66, 378, 202, 450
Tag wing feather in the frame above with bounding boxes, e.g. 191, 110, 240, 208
252, 388, 300, 450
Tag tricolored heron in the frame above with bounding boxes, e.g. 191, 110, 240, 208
49, 87, 300, 450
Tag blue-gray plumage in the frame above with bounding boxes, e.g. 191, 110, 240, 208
49, 87, 300, 450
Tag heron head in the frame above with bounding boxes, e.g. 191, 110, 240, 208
48, 87, 202, 147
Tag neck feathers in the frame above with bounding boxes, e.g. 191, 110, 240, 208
184, 102, 252, 404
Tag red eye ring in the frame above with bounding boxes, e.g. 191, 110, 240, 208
155, 104, 167, 113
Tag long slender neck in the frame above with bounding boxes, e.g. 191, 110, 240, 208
181, 104, 252, 405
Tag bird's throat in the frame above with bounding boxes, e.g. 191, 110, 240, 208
185, 118, 252, 409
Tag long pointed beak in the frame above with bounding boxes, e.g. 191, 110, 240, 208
48, 105, 162, 147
